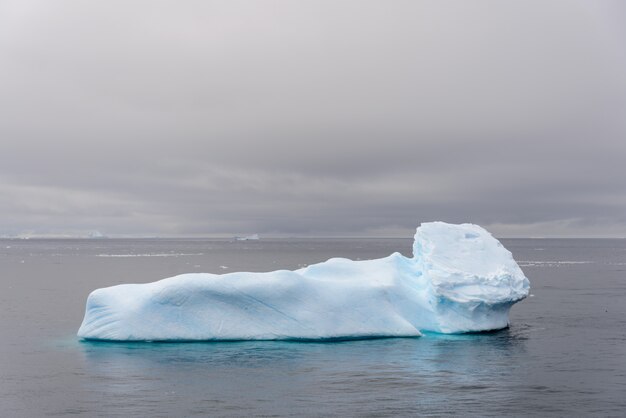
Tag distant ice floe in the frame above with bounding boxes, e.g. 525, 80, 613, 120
78, 222, 530, 341
234, 234, 260, 241
95, 253, 203, 258
518, 260, 593, 267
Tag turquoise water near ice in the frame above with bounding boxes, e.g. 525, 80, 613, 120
1, 238, 625, 416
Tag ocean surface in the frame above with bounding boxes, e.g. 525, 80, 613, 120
1, 238, 625, 417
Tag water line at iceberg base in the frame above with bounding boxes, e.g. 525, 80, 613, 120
77, 222, 530, 341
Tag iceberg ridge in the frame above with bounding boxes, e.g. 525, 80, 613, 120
78, 222, 530, 341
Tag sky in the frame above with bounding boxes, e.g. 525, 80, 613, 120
1, 0, 625, 237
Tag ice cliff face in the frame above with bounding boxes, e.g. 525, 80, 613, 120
412, 222, 529, 333
78, 222, 530, 341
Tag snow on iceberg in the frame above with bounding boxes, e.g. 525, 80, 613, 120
77, 222, 529, 341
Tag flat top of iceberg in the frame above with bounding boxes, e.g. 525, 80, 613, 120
78, 222, 530, 341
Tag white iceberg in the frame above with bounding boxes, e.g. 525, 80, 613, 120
234, 234, 260, 241
78, 222, 529, 341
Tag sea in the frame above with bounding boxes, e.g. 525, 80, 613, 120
1, 238, 625, 417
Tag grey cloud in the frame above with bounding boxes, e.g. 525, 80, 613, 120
0, 0, 625, 237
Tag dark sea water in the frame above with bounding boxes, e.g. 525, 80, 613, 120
1, 238, 625, 417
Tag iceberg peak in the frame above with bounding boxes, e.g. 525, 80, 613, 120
78, 222, 529, 341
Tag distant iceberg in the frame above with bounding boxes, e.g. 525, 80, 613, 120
78, 222, 529, 341
234, 234, 259, 241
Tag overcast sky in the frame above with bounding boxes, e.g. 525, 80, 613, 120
1, 0, 625, 237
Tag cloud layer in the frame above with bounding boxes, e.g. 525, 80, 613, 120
1, 1, 625, 237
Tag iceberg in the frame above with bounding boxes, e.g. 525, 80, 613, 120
78, 222, 529, 341
234, 234, 260, 241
